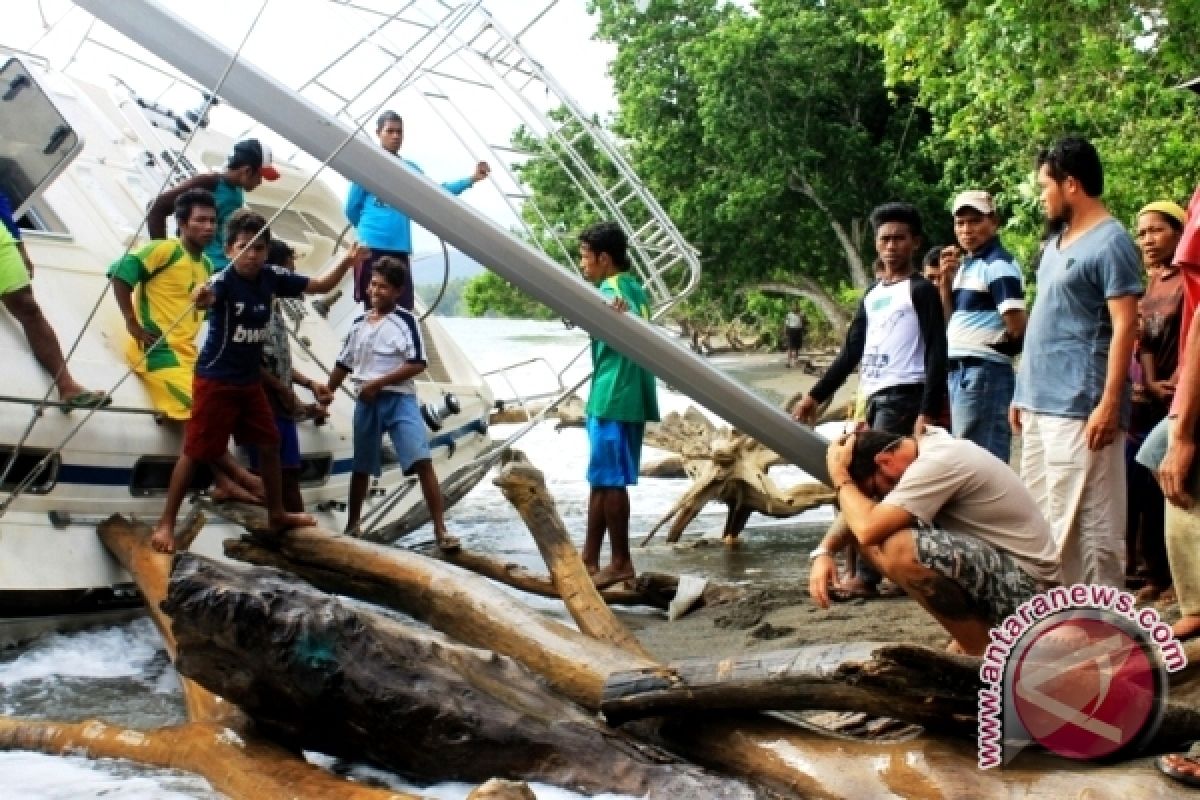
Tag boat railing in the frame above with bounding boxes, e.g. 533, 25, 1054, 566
481, 340, 590, 416
0, 394, 165, 421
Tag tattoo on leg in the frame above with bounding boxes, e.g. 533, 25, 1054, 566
908, 574, 979, 621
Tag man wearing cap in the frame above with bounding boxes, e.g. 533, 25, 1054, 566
809, 427, 1060, 656
937, 190, 1026, 463
345, 110, 490, 311
146, 138, 280, 271
1011, 136, 1142, 588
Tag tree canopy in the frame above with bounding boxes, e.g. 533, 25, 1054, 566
464, 0, 1200, 336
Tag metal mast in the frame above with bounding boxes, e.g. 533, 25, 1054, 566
72, 0, 832, 483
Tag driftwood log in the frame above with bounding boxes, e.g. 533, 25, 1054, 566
208, 496, 739, 618
640, 407, 833, 543
601, 643, 980, 734
221, 462, 1194, 797
500, 461, 1193, 799
0, 515, 424, 800
164, 553, 759, 799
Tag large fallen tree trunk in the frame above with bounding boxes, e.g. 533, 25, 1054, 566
0, 515, 423, 800
205, 497, 743, 614
601, 643, 979, 734
164, 553, 759, 799
217, 518, 1194, 796
601, 642, 1200, 748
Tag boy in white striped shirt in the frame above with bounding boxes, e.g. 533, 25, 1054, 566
324, 256, 459, 550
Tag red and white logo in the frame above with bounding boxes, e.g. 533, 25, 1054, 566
1011, 615, 1161, 760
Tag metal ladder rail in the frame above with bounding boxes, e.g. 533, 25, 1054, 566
444, 11, 694, 310
309, 1, 696, 313
301, 7, 599, 276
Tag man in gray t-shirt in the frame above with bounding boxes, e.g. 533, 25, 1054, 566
809, 428, 1060, 656
1010, 137, 1142, 588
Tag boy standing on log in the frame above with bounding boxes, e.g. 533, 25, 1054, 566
324, 257, 460, 551
579, 222, 660, 589
150, 210, 357, 553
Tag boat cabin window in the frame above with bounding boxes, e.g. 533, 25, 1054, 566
0, 57, 82, 229
0, 448, 59, 494
130, 457, 213, 497
297, 453, 333, 488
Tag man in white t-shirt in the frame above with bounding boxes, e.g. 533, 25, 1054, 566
808, 427, 1061, 656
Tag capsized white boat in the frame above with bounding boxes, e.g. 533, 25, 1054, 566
0, 50, 497, 645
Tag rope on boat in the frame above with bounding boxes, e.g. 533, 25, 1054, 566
0, 1, 270, 494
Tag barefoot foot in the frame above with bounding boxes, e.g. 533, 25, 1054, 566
592, 564, 636, 590
268, 511, 316, 532
150, 525, 177, 554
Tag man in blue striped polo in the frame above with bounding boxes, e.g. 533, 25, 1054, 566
939, 190, 1027, 463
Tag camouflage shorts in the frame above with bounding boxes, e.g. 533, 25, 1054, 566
913, 522, 1042, 625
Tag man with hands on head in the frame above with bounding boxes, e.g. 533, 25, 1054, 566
809, 427, 1060, 656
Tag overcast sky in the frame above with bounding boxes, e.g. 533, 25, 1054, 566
7, 0, 619, 253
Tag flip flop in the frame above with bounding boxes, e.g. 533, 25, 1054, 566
60, 390, 112, 413
436, 535, 462, 553
1157, 747, 1200, 788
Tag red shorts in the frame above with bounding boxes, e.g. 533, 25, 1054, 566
184, 376, 280, 462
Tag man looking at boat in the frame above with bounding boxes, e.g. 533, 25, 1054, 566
345, 110, 490, 311
0, 190, 109, 410
579, 221, 660, 589
793, 202, 948, 599
146, 138, 279, 272
938, 190, 1027, 463
809, 428, 1060, 656
1010, 136, 1142, 587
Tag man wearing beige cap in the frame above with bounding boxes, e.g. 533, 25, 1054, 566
938, 190, 1026, 463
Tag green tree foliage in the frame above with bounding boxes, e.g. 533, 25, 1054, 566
868, 0, 1200, 248
463, 271, 556, 319
415, 276, 472, 316
584, 0, 944, 334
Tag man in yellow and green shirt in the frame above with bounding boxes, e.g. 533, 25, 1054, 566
109, 188, 217, 420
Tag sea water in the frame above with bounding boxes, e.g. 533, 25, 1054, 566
0, 317, 834, 798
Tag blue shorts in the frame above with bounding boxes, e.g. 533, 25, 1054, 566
353, 391, 430, 476
586, 416, 644, 488
244, 414, 301, 470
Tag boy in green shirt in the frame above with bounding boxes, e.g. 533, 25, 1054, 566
578, 222, 660, 588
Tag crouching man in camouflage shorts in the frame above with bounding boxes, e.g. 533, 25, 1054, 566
809, 427, 1062, 655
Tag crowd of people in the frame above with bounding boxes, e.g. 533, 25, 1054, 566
790, 134, 1200, 677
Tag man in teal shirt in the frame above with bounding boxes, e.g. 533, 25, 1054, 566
345, 110, 490, 310
578, 221, 660, 588
146, 138, 279, 271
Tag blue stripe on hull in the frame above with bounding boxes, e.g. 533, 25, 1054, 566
51, 416, 489, 486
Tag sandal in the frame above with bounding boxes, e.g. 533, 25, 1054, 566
436, 534, 462, 553
1157, 743, 1200, 788
60, 390, 112, 413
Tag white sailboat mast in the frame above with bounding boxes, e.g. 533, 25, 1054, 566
72, 0, 833, 483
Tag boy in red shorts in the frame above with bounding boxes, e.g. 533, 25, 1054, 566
150, 210, 361, 553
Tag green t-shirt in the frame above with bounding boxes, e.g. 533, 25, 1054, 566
586, 272, 661, 423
